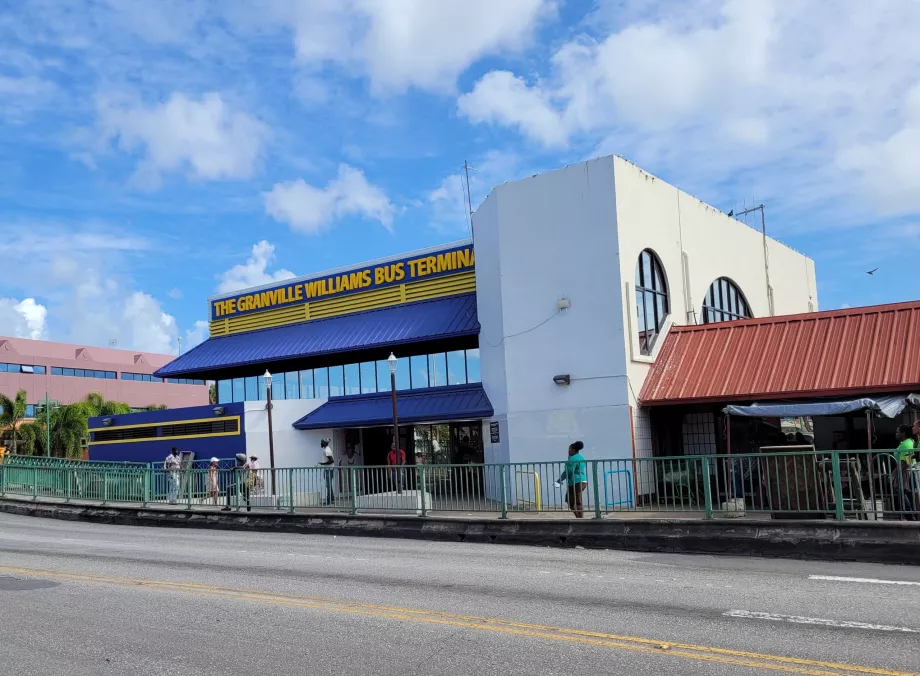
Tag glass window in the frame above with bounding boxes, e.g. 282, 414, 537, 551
360, 362, 376, 394
635, 249, 669, 355
314, 367, 329, 398
232, 378, 245, 403
25, 404, 35, 418
299, 370, 314, 399
33, 365, 46, 375
245, 376, 258, 401
95, 370, 107, 379
344, 363, 361, 395
702, 277, 751, 324
63, 368, 74, 377
285, 371, 300, 400
447, 350, 466, 385
410, 355, 428, 389
428, 353, 447, 387
271, 372, 286, 400
20, 365, 33, 374
376, 361, 391, 393
74, 369, 85, 377
217, 380, 232, 404
51, 367, 63, 376
106, 371, 116, 379
466, 349, 481, 383
328, 365, 344, 397
395, 356, 411, 391
0, 363, 7, 372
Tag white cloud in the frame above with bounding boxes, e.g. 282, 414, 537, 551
261, 0, 554, 94
98, 92, 269, 189
184, 320, 209, 350
0, 298, 48, 340
264, 164, 396, 234
216, 240, 296, 294
167, 288, 184, 300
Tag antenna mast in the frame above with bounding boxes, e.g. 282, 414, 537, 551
732, 204, 774, 316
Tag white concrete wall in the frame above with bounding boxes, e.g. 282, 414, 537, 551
612, 157, 818, 414
475, 157, 633, 466
243, 399, 332, 468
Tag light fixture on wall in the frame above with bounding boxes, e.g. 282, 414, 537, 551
102, 418, 114, 427
553, 374, 571, 386
212, 406, 225, 416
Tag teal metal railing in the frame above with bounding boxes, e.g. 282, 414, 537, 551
1, 450, 917, 521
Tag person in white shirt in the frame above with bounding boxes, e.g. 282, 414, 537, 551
164, 448, 181, 504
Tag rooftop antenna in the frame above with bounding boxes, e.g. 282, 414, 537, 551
733, 203, 773, 317
109, 339, 117, 349
177, 336, 183, 355
462, 160, 475, 244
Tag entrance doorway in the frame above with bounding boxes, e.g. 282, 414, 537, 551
360, 426, 412, 466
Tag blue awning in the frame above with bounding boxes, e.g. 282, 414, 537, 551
293, 384, 493, 430
155, 293, 479, 377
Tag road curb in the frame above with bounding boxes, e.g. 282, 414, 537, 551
2, 498, 919, 564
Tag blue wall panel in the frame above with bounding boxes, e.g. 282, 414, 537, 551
88, 403, 247, 466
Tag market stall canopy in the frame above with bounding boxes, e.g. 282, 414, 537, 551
640, 300, 920, 406
723, 394, 914, 419
292, 384, 493, 430
155, 293, 478, 378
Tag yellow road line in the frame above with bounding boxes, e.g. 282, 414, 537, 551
1, 565, 915, 676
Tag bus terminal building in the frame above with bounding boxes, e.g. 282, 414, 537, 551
89, 156, 818, 483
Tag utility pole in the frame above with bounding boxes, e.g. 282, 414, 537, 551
35, 393, 59, 457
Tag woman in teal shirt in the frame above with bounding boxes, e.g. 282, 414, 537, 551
556, 441, 587, 518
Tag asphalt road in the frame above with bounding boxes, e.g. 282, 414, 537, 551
0, 514, 918, 676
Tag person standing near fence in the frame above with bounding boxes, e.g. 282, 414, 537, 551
387, 441, 407, 494
249, 455, 264, 495
318, 443, 335, 505
555, 441, 587, 518
207, 458, 220, 506
893, 425, 918, 518
164, 448, 181, 505
222, 453, 251, 512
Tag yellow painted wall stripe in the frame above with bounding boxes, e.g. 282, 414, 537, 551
88, 416, 240, 433
88, 430, 240, 446
208, 270, 476, 338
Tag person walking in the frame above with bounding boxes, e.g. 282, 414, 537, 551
249, 455, 264, 495
387, 440, 407, 494
555, 441, 588, 518
164, 448, 181, 505
207, 458, 220, 506
892, 425, 918, 518
222, 453, 251, 512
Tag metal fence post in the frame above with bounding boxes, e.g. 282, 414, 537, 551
831, 451, 845, 521
591, 460, 602, 520
419, 466, 428, 517
102, 470, 108, 505
349, 467, 358, 515
186, 470, 193, 510
32, 467, 37, 501
142, 469, 150, 508
65, 470, 72, 503
288, 470, 295, 514
701, 455, 713, 519
500, 464, 508, 519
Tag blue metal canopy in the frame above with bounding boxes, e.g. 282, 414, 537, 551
293, 384, 493, 430
155, 293, 479, 377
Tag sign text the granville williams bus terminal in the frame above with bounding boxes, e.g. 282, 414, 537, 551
211, 244, 475, 320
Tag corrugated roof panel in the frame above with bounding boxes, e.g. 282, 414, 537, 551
292, 384, 494, 429
639, 300, 920, 405
155, 294, 479, 377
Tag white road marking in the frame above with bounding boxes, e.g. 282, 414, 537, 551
809, 575, 920, 587
724, 610, 919, 633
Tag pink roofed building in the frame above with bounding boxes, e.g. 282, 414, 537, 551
0, 336, 209, 415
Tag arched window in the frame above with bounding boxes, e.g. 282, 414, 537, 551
635, 249, 669, 355
702, 278, 751, 324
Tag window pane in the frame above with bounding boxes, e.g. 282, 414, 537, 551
395, 356, 411, 391
328, 365, 344, 397
314, 367, 329, 398
447, 350, 466, 385
26, 405, 35, 418
299, 370, 314, 399
428, 353, 447, 387
285, 372, 300, 400
95, 370, 106, 379
376, 361, 391, 393
465, 349, 481, 383
63, 368, 74, 377
410, 355, 428, 389
217, 380, 232, 404
271, 372, 286, 400
20, 365, 33, 374
52, 367, 63, 376
344, 363, 360, 395
34, 365, 47, 375
75, 369, 86, 377
655, 293, 666, 330
360, 362, 377, 394
106, 371, 116, 379
232, 378, 245, 403
244, 376, 258, 400
0, 363, 9, 372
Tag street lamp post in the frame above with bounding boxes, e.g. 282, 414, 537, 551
35, 393, 59, 457
387, 352, 399, 456
263, 370, 276, 497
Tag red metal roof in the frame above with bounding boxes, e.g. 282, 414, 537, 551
639, 300, 920, 406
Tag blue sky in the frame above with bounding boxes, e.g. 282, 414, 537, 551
1, 0, 919, 354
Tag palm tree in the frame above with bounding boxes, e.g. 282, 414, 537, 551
48, 404, 90, 459
83, 392, 131, 417
0, 389, 29, 455
17, 421, 45, 456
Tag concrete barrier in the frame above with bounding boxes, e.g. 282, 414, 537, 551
1, 497, 918, 564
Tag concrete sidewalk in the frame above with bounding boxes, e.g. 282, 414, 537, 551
2, 494, 919, 564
